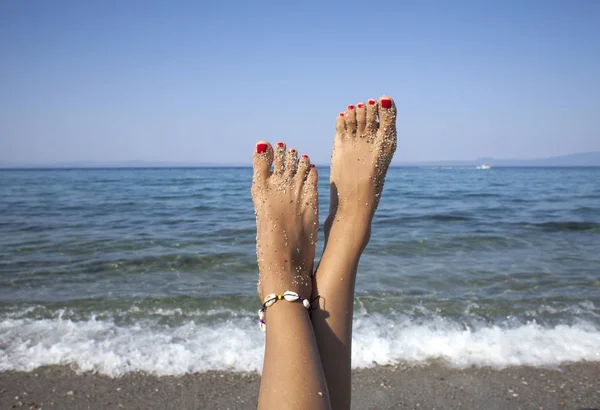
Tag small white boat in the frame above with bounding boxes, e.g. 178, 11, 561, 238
477, 164, 492, 170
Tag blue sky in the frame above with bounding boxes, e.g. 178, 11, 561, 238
1, 0, 599, 166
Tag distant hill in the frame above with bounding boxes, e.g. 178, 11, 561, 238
396, 152, 600, 167
0, 161, 243, 169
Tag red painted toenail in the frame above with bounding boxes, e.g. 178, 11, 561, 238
381, 99, 392, 109
276, 142, 284, 147
301, 154, 308, 158
290, 148, 296, 153
256, 143, 268, 154
347, 105, 354, 110
368, 99, 376, 105
310, 164, 315, 168
357, 103, 364, 108
339, 113, 344, 117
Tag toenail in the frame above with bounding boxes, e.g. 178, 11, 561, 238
339, 113, 344, 117
368, 99, 376, 105
381, 99, 392, 109
301, 154, 308, 159
357, 103, 364, 108
290, 148, 296, 153
347, 105, 354, 110
310, 164, 315, 168
256, 143, 268, 154
276, 142, 284, 147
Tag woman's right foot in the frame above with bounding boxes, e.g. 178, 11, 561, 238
310, 96, 397, 410
326, 96, 397, 251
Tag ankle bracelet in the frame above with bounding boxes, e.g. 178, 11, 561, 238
258, 290, 311, 332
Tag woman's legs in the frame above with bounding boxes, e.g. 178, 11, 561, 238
311, 97, 398, 409
251, 141, 331, 410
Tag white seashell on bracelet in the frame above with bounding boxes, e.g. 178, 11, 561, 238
283, 290, 299, 301
264, 294, 278, 307
258, 290, 311, 332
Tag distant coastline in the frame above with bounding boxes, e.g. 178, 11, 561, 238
396, 152, 600, 168
1, 152, 599, 169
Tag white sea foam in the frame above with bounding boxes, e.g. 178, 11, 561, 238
1, 311, 599, 377
351, 314, 600, 368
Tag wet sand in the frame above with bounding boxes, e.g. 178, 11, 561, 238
1, 363, 598, 409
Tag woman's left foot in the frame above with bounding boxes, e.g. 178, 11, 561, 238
251, 141, 319, 300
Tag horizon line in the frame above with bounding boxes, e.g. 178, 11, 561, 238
2, 151, 599, 169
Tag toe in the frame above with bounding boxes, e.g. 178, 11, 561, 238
252, 141, 273, 186
303, 164, 319, 212
295, 154, 311, 187
376, 96, 398, 158
378, 96, 397, 131
356, 102, 367, 136
345, 104, 358, 138
283, 148, 298, 181
366, 98, 378, 133
335, 112, 346, 143
273, 141, 286, 176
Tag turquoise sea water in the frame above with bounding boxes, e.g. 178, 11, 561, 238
1, 167, 599, 375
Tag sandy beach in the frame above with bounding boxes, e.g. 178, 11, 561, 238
1, 362, 598, 409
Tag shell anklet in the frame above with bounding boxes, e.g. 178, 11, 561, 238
258, 290, 311, 332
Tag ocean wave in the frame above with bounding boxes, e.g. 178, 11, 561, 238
376, 214, 473, 225
367, 234, 521, 256
1, 311, 599, 377
75, 252, 251, 274
519, 221, 600, 232
352, 314, 600, 369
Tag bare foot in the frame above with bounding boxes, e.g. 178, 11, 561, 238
310, 97, 397, 410
326, 96, 397, 250
251, 141, 319, 300
252, 141, 331, 410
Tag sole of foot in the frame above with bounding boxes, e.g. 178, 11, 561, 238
326, 96, 397, 249
251, 141, 320, 300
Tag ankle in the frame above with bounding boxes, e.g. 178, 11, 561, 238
258, 273, 313, 302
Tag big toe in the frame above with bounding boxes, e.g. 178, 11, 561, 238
252, 141, 273, 187
378, 96, 397, 132
376, 96, 398, 160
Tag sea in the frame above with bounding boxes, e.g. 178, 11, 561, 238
1, 167, 599, 377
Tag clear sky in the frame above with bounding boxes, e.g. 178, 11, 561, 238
1, 0, 599, 166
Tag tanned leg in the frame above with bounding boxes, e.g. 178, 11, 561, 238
252, 141, 331, 410
311, 97, 397, 409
